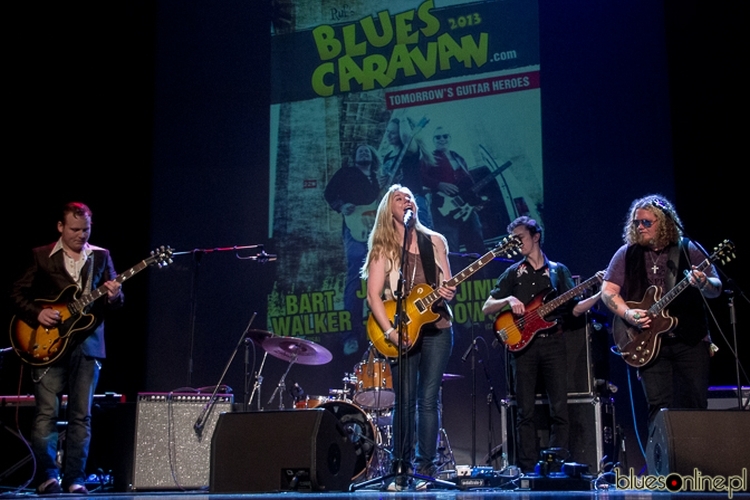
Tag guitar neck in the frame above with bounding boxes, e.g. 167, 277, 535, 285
421, 246, 508, 308
70, 259, 151, 312
649, 257, 711, 314
537, 272, 602, 317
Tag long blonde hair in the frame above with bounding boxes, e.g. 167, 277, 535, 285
360, 184, 446, 279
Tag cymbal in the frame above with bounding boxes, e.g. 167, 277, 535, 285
442, 373, 464, 382
262, 336, 332, 365
246, 329, 274, 345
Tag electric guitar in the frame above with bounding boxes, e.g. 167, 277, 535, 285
494, 270, 604, 352
10, 246, 173, 366
612, 239, 734, 368
368, 235, 521, 357
435, 160, 512, 222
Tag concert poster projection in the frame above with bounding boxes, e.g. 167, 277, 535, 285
267, 0, 542, 381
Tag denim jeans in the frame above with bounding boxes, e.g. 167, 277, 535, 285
510, 334, 569, 472
391, 326, 453, 472
32, 345, 100, 487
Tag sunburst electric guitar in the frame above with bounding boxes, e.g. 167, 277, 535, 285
368, 235, 521, 357
493, 270, 604, 352
10, 246, 173, 366
612, 239, 734, 368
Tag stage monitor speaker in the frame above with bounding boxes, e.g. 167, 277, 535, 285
210, 409, 356, 493
646, 409, 749, 477
131, 393, 233, 490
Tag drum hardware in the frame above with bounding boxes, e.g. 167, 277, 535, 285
435, 377, 458, 478
263, 336, 332, 409
245, 329, 276, 411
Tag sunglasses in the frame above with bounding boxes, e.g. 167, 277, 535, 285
434, 134, 450, 140
632, 219, 655, 228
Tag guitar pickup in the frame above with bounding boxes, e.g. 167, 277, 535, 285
415, 300, 426, 313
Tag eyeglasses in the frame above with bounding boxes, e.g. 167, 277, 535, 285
434, 134, 450, 140
632, 219, 655, 228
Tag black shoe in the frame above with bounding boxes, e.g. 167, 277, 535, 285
37, 478, 62, 495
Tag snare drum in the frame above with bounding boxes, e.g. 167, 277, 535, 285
293, 395, 328, 409
353, 358, 394, 410
319, 401, 378, 480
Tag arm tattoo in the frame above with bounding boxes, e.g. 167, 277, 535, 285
602, 291, 620, 312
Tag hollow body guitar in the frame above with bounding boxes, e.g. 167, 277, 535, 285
368, 235, 521, 357
611, 239, 734, 368
10, 246, 173, 366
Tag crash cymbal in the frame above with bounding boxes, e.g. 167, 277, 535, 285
262, 336, 333, 365
442, 373, 464, 382
246, 329, 274, 345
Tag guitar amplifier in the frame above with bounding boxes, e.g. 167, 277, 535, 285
132, 392, 233, 490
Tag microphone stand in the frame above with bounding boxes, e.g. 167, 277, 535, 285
194, 312, 257, 437
171, 244, 276, 388
461, 333, 478, 466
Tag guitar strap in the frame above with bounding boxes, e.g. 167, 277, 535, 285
547, 260, 559, 292
416, 231, 438, 288
665, 241, 681, 291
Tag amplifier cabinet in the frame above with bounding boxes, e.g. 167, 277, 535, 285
501, 396, 616, 472
131, 393, 233, 490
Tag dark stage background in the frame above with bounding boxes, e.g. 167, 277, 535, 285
4, 0, 745, 475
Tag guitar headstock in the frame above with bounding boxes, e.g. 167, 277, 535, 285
149, 245, 174, 268
711, 239, 735, 265
491, 234, 522, 259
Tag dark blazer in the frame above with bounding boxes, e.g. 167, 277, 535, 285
11, 242, 122, 358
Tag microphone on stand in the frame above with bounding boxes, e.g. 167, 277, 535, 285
403, 208, 414, 228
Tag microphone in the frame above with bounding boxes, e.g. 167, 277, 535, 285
461, 338, 477, 362
253, 250, 277, 263
403, 208, 414, 227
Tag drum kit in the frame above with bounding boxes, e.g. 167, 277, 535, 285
247, 329, 459, 482
246, 331, 392, 481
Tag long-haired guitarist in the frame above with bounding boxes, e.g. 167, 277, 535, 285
481, 216, 596, 473
10, 202, 123, 495
600, 195, 721, 426
360, 184, 455, 488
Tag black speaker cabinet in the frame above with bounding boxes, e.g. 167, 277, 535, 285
210, 409, 356, 493
131, 393, 233, 490
502, 396, 616, 470
646, 409, 749, 476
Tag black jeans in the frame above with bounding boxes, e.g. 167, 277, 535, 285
510, 334, 569, 472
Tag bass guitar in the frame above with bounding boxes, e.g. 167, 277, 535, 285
10, 246, 173, 366
368, 235, 521, 357
612, 239, 734, 368
494, 270, 604, 352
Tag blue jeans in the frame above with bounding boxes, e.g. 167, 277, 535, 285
639, 338, 710, 427
510, 334, 569, 472
391, 326, 453, 472
32, 345, 100, 487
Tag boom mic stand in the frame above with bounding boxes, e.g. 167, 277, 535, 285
194, 312, 257, 437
